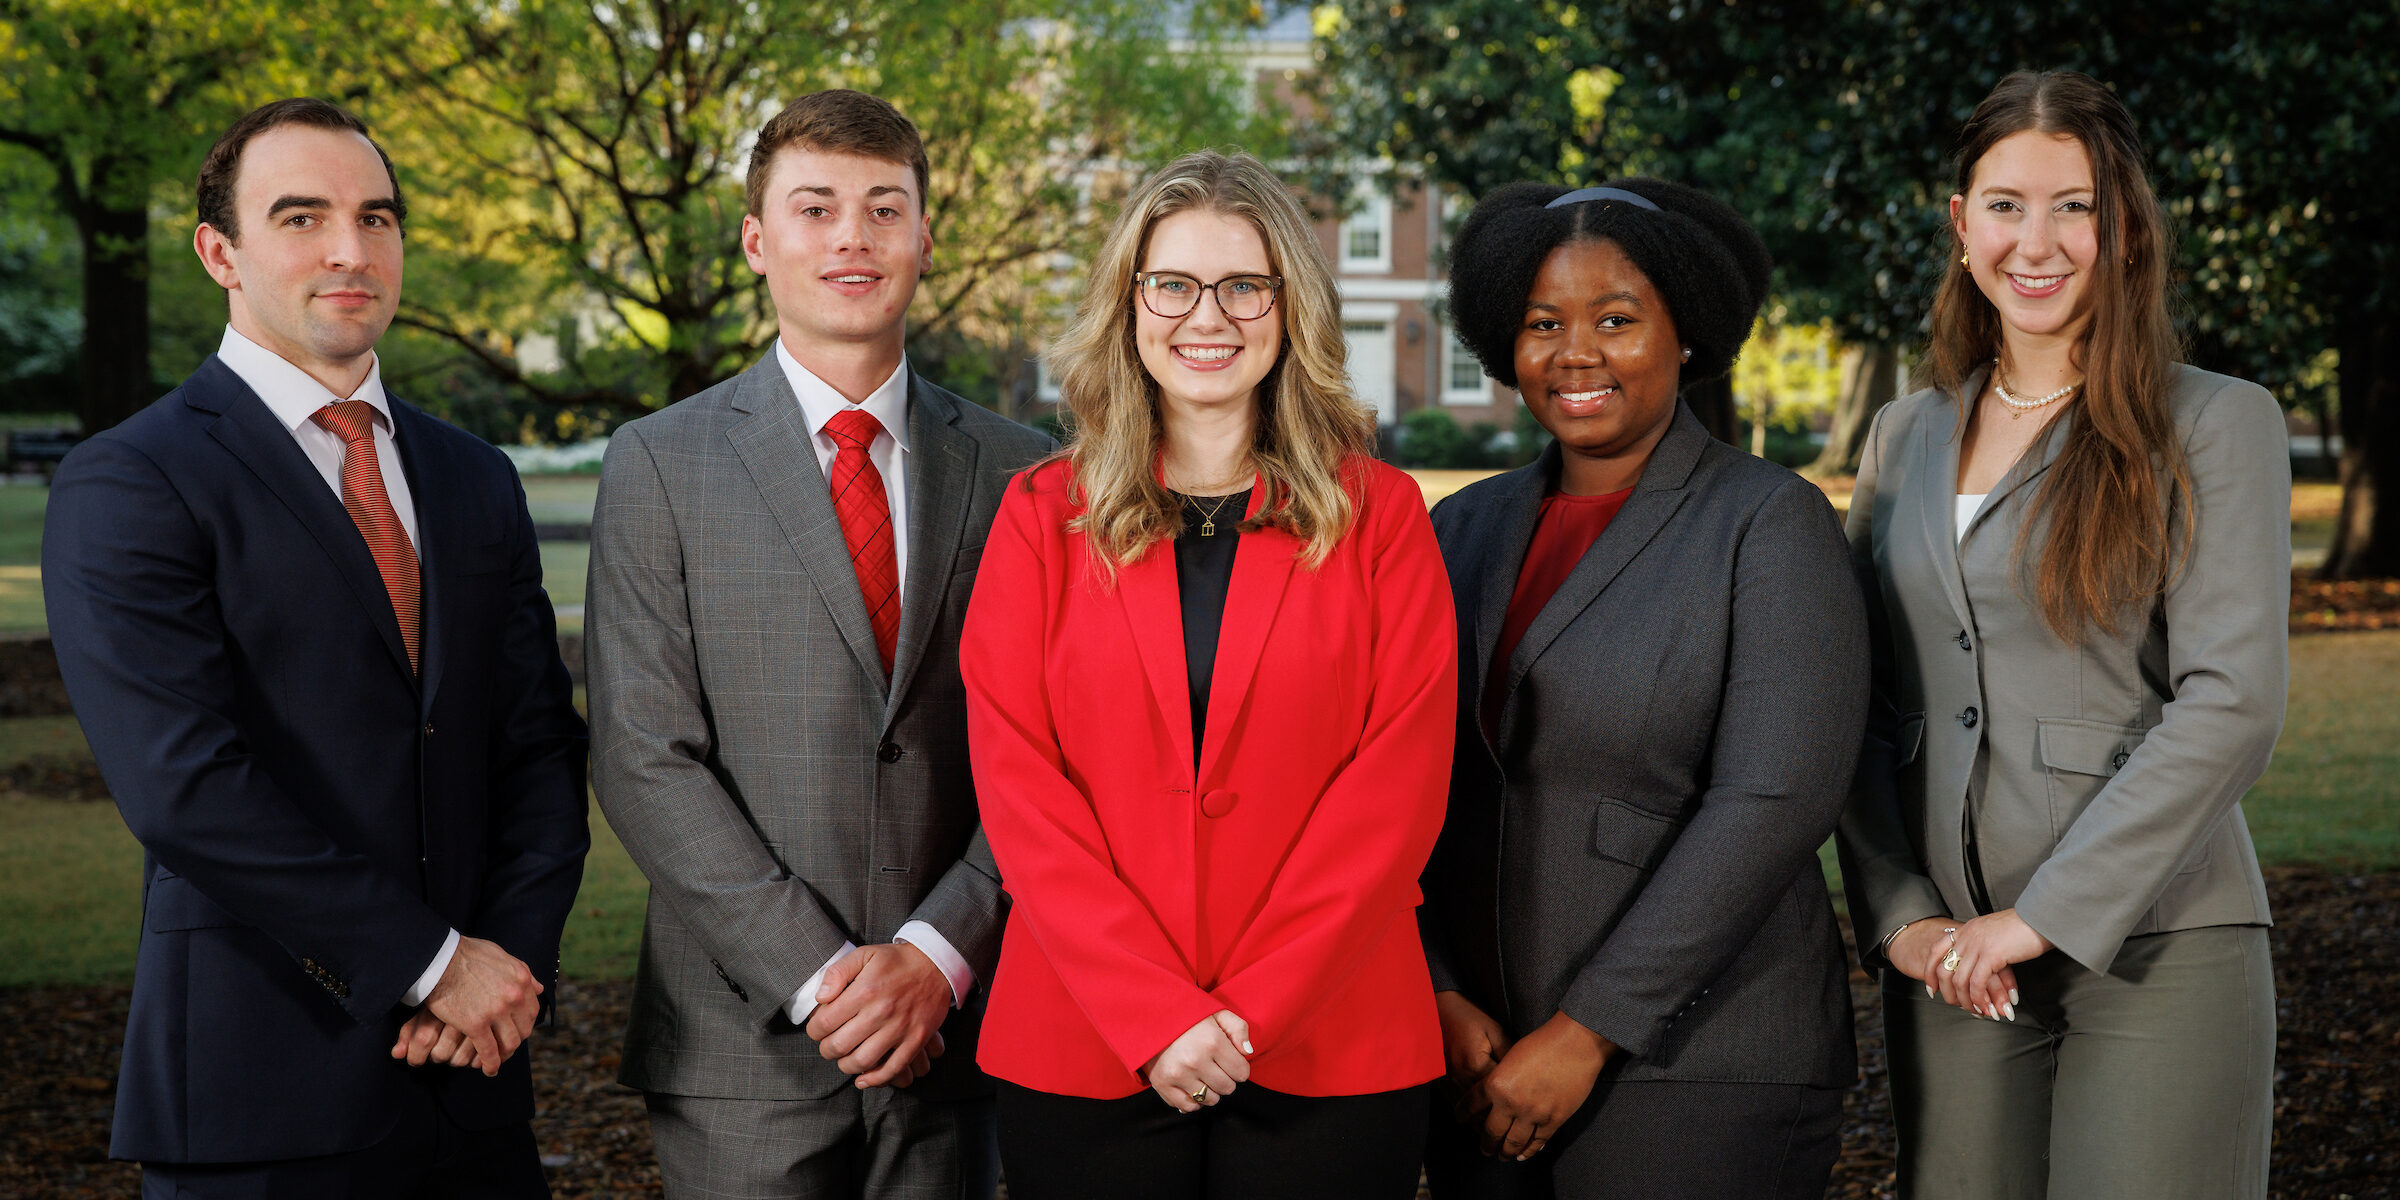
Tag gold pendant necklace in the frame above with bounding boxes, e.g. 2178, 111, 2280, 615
1185, 490, 1238, 537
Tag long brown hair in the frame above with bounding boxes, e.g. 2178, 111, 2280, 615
1926, 70, 2192, 641
1044, 150, 1373, 579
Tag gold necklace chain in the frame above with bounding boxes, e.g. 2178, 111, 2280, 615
1182, 489, 1240, 537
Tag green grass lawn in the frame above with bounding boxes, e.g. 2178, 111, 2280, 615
3, 630, 2395, 986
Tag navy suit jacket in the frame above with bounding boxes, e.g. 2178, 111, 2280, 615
43, 355, 589, 1163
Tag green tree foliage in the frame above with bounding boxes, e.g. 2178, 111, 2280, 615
1312, 1, 2400, 576
0, 0, 316, 433
344, 0, 1279, 419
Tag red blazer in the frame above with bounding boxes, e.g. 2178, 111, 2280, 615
962, 455, 1456, 1099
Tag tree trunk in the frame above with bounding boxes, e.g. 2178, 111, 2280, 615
2322, 286, 2400, 579
74, 199, 152, 434
1809, 341, 1901, 476
1683, 374, 1737, 444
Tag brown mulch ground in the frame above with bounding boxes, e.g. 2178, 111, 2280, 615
2293, 572, 2400, 634
4, 868, 2393, 1199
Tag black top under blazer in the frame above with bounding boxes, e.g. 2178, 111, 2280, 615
1422, 404, 1868, 1088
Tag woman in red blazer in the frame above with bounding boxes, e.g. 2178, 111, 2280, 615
960, 150, 1457, 1199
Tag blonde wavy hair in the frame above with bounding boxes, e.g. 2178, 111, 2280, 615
1042, 149, 1374, 578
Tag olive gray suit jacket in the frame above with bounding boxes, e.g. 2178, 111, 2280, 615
586, 356, 1051, 1101
1836, 364, 2287, 977
1422, 405, 1866, 1088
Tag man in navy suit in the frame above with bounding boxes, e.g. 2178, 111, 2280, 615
42, 97, 588, 1197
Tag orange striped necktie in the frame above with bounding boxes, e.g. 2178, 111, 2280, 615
309, 400, 422, 674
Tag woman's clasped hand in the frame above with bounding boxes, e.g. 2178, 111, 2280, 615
1144, 1010, 1255, 1114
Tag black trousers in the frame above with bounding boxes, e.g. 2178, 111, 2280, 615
1423, 1077, 1843, 1200
140, 1084, 548, 1200
997, 1079, 1430, 1200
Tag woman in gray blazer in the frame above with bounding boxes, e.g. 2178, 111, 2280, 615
1837, 71, 2287, 1199
1420, 177, 1868, 1199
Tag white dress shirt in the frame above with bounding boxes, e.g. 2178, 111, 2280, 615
215, 325, 458, 1007
1956, 492, 1989, 545
769, 339, 975, 1022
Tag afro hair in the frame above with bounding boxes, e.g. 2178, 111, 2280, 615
1445, 177, 1772, 389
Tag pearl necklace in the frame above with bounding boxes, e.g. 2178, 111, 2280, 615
1992, 368, 2079, 419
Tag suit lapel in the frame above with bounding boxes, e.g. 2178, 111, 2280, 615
1918, 380, 1978, 633
191, 357, 416, 685
389, 400, 450, 711
1493, 407, 1704, 746
1465, 458, 1548, 758
1196, 483, 1297, 782
1962, 391, 2073, 548
884, 374, 980, 727
723, 359, 889, 698
1117, 538, 1196, 778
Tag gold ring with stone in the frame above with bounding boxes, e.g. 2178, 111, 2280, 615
1941, 948, 1963, 972
1192, 1084, 1210, 1104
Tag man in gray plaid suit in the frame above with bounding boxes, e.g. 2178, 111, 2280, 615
585, 90, 1051, 1198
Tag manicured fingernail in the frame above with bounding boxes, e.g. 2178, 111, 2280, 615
2001, 1003, 2016, 1021
2009, 988, 2020, 1005
1242, 1041, 1254, 1054
1926, 983, 1937, 999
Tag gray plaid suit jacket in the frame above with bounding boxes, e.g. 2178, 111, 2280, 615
587, 355, 1052, 1101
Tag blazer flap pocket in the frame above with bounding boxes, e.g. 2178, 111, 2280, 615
2037, 718, 2149, 777
949, 542, 985, 575
1591, 798, 1683, 870
145, 875, 246, 932
1894, 713, 1926, 768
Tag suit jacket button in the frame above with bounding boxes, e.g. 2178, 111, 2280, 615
1959, 707, 1979, 729
1955, 630, 1971, 651
878, 742, 904, 764
424, 723, 436, 736
2112, 749, 2131, 770
1200, 789, 1238, 818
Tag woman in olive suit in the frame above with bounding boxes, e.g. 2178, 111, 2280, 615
1837, 71, 2287, 1199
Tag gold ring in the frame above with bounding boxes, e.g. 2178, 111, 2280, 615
1191, 1084, 1210, 1104
1941, 948, 1963, 972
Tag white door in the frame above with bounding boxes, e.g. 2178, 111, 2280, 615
1344, 321, 1397, 426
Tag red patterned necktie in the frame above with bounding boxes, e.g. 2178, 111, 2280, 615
823, 408, 899, 676
309, 400, 421, 674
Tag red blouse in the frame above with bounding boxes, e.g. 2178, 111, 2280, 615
1482, 487, 1634, 736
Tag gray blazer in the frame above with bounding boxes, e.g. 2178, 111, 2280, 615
1422, 405, 1866, 1089
1836, 364, 2288, 976
586, 357, 1051, 1101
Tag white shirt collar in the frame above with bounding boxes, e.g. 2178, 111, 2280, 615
774, 339, 911, 453
217, 325, 393, 435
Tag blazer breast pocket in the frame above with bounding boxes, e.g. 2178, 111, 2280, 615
1590, 797, 1685, 871
948, 542, 985, 576
453, 536, 512, 577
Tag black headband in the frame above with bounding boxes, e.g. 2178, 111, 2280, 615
1545, 186, 1661, 212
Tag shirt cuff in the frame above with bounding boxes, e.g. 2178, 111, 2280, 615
403, 928, 461, 1008
786, 942, 860, 1026
893, 920, 975, 1009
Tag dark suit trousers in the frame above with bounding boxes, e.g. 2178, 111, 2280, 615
1424, 1077, 1842, 1200
140, 1082, 546, 1200
996, 1080, 1430, 1200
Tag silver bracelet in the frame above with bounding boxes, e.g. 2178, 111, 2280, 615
1875, 918, 1923, 958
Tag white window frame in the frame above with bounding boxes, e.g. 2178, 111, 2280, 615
1440, 326, 1491, 407
1339, 186, 1392, 275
